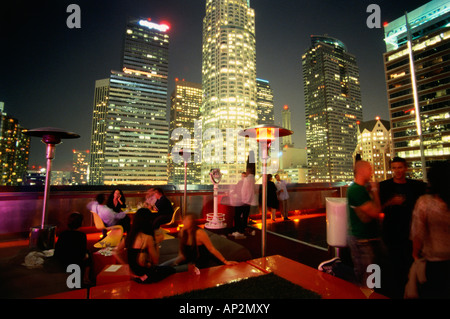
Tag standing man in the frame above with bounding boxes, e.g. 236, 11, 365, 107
379, 157, 426, 298
232, 167, 255, 239
275, 174, 290, 220
347, 160, 383, 288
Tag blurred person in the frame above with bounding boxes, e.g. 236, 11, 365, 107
346, 160, 383, 288
166, 214, 238, 274
379, 157, 426, 298
232, 166, 255, 238
259, 174, 279, 221
144, 187, 157, 210
408, 160, 450, 298
151, 188, 174, 229
229, 172, 246, 235
275, 174, 290, 220
114, 208, 175, 283
87, 193, 128, 232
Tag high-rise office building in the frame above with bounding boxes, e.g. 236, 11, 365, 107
168, 79, 202, 185
0, 103, 30, 186
281, 105, 293, 148
383, 0, 450, 179
201, 0, 257, 184
302, 35, 363, 183
89, 18, 170, 185
72, 149, 90, 185
353, 117, 393, 182
256, 78, 274, 125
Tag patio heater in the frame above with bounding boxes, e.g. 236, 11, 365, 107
205, 168, 226, 229
239, 125, 293, 257
23, 127, 80, 249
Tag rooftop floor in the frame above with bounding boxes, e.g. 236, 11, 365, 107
0, 210, 359, 300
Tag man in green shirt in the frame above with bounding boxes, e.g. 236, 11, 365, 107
347, 160, 382, 288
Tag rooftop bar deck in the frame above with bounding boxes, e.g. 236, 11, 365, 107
0, 182, 387, 302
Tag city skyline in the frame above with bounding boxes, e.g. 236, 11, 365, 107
0, 0, 430, 171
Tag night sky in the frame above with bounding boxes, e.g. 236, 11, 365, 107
0, 0, 430, 171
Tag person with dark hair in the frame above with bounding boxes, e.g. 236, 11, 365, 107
107, 189, 126, 213
259, 174, 279, 221
54, 212, 92, 284
379, 156, 426, 298
407, 160, 450, 298
106, 189, 130, 232
114, 208, 175, 284
168, 214, 237, 274
151, 188, 174, 229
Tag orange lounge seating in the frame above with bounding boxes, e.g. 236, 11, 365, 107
37, 288, 88, 299
89, 261, 265, 299
247, 255, 388, 299
88, 255, 388, 299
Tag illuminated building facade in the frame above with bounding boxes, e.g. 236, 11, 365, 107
201, 0, 257, 184
72, 149, 90, 185
281, 105, 293, 148
302, 35, 363, 183
168, 79, 202, 185
383, 0, 450, 179
0, 102, 30, 186
353, 117, 393, 182
89, 18, 170, 185
256, 78, 274, 125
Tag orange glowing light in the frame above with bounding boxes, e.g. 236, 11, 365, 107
256, 127, 275, 142
283, 105, 289, 110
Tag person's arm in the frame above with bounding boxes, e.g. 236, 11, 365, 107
98, 205, 117, 225
410, 197, 426, 260
172, 230, 186, 265
353, 183, 381, 222
146, 235, 159, 265
113, 237, 127, 264
197, 230, 238, 265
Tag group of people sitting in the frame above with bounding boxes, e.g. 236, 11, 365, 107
85, 187, 174, 234
54, 187, 238, 286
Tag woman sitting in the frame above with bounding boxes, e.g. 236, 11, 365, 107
169, 214, 238, 273
114, 208, 175, 283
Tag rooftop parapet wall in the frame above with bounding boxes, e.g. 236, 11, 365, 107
0, 183, 347, 239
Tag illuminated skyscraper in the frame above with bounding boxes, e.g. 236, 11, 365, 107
281, 105, 293, 148
201, 0, 257, 184
72, 149, 90, 185
89, 18, 170, 185
302, 35, 362, 183
256, 78, 274, 125
383, 0, 450, 179
168, 79, 202, 185
0, 103, 30, 186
